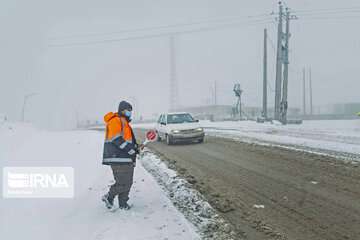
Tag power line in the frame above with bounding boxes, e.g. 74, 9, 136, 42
48, 7, 360, 48
298, 15, 360, 21
50, 14, 273, 40
296, 9, 360, 16
49, 18, 274, 47
272, 7, 360, 21
293, 6, 360, 14
49, 6, 360, 43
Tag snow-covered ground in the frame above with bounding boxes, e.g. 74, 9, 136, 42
134, 119, 360, 160
0, 122, 199, 240
140, 152, 236, 240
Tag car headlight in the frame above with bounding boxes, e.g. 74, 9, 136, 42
171, 130, 180, 133
195, 127, 203, 132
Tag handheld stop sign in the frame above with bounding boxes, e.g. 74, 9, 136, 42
143, 130, 157, 145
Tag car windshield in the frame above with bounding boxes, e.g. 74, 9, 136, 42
167, 113, 195, 124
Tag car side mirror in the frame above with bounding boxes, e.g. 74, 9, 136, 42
195, 119, 199, 122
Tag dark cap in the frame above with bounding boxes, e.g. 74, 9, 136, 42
118, 101, 132, 114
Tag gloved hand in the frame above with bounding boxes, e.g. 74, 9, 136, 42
134, 144, 144, 154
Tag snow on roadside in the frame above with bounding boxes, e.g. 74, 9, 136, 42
202, 120, 360, 161
0, 122, 200, 240
140, 151, 237, 240
133, 119, 360, 162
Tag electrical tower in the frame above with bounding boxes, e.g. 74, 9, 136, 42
302, 67, 306, 115
169, 35, 178, 111
309, 67, 313, 115
302, 66, 314, 117
233, 83, 243, 119
214, 81, 218, 105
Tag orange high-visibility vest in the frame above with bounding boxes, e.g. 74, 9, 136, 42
104, 112, 133, 142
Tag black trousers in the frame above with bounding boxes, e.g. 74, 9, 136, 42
108, 164, 134, 205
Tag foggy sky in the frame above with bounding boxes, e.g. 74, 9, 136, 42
1, 0, 360, 129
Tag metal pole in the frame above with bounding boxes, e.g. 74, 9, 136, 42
303, 67, 306, 116
214, 81, 217, 105
309, 68, 313, 115
263, 28, 268, 119
281, 9, 290, 124
239, 94, 242, 120
274, 2, 283, 120
169, 35, 178, 111
21, 97, 26, 122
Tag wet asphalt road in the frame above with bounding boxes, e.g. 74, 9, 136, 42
135, 129, 360, 240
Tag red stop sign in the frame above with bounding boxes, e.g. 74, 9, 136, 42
146, 130, 157, 142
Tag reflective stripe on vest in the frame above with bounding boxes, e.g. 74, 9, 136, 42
105, 133, 123, 143
119, 141, 128, 149
103, 157, 133, 164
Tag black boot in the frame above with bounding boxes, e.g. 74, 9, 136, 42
119, 202, 131, 210
102, 193, 114, 209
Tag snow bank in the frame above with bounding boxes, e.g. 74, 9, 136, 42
133, 119, 360, 161
0, 123, 199, 240
140, 151, 237, 240
202, 120, 360, 161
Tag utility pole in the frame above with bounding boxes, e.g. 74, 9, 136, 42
274, 2, 283, 121
21, 93, 38, 122
169, 35, 178, 111
214, 81, 217, 105
302, 67, 306, 116
280, 9, 290, 124
262, 28, 268, 120
75, 110, 79, 128
239, 94, 242, 119
273, 2, 297, 123
309, 67, 313, 115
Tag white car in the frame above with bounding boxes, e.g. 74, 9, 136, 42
155, 112, 205, 145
